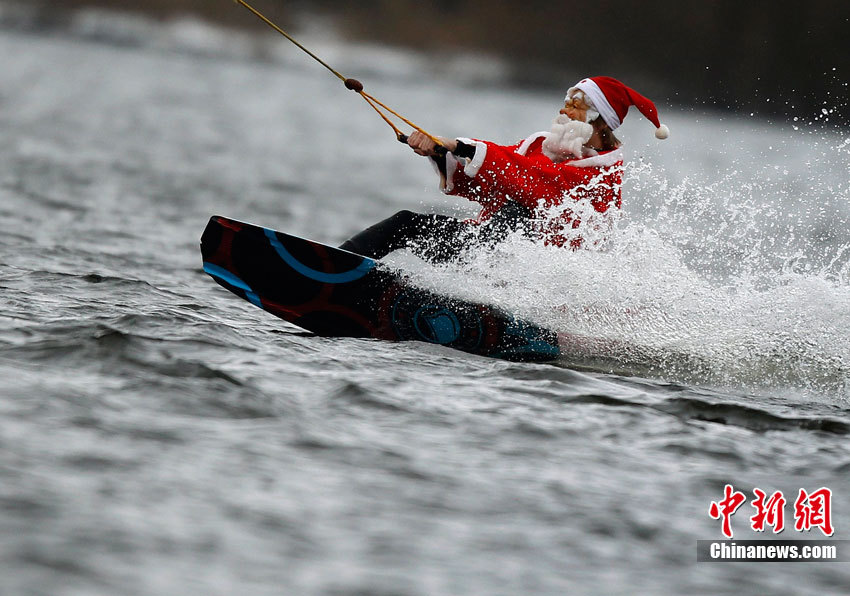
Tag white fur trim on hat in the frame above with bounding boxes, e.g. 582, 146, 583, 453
571, 78, 621, 130
655, 124, 669, 139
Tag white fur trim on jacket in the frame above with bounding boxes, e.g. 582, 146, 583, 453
566, 147, 624, 168
455, 137, 488, 178
445, 153, 459, 192
516, 131, 549, 156
429, 152, 460, 193
512, 131, 623, 167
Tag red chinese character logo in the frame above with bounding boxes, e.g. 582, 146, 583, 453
750, 488, 786, 533
794, 487, 834, 536
709, 484, 747, 538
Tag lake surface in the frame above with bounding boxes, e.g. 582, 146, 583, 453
1, 7, 849, 595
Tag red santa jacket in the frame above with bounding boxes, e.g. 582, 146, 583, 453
436, 133, 624, 248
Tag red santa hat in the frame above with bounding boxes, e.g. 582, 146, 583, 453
567, 76, 669, 140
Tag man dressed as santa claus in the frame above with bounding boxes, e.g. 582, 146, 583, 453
339, 76, 669, 262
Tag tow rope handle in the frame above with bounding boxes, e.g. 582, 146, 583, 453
396, 134, 449, 157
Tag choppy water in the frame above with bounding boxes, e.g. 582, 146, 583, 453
1, 7, 850, 596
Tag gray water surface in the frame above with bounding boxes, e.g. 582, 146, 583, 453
1, 13, 850, 596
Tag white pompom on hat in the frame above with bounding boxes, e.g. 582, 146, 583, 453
567, 76, 669, 140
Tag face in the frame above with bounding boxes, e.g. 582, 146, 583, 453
560, 91, 597, 123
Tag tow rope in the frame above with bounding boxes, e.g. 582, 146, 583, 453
234, 0, 446, 150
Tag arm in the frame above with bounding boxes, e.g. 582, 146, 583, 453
408, 131, 610, 212
451, 140, 597, 209
405, 131, 477, 195
406, 131, 457, 156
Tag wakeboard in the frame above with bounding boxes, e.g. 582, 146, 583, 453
200, 215, 560, 362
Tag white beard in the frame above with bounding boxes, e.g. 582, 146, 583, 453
541, 114, 594, 162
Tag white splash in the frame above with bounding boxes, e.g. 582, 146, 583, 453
395, 129, 850, 397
